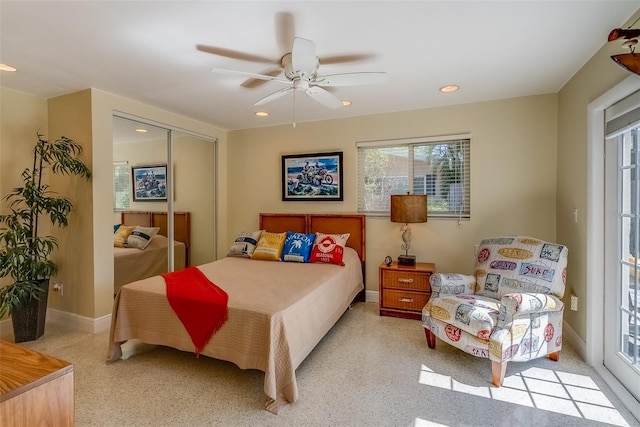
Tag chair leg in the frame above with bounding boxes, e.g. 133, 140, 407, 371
424, 328, 436, 349
548, 351, 560, 361
491, 360, 507, 387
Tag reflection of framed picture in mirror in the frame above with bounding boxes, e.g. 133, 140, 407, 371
132, 164, 168, 201
282, 151, 343, 201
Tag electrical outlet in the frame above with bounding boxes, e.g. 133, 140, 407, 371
53, 282, 64, 296
570, 294, 578, 311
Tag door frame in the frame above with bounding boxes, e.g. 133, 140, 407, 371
588, 75, 640, 419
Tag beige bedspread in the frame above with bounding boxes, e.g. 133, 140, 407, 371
107, 247, 363, 414
113, 235, 186, 293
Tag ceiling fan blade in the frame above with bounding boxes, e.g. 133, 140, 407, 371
197, 44, 277, 64
292, 37, 317, 76
314, 72, 387, 87
240, 68, 283, 88
306, 86, 343, 109
254, 87, 294, 106
321, 54, 376, 65
275, 12, 295, 53
211, 68, 289, 84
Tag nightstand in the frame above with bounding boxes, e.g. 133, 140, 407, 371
379, 261, 435, 320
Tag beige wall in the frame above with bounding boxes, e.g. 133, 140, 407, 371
557, 10, 640, 342
47, 90, 95, 317
228, 94, 559, 293
0, 87, 48, 289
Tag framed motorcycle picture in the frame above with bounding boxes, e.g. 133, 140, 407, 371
131, 164, 168, 201
282, 151, 343, 201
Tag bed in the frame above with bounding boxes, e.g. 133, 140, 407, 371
114, 211, 191, 294
107, 213, 366, 414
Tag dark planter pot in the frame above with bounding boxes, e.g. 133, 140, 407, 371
11, 279, 49, 343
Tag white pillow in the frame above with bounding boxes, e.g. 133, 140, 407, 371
126, 226, 160, 250
227, 230, 263, 257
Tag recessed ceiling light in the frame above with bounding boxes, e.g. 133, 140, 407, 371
255, 111, 269, 117
439, 85, 459, 93
0, 64, 17, 72
135, 128, 148, 133
341, 100, 352, 107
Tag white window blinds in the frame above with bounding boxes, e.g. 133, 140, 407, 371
357, 135, 471, 218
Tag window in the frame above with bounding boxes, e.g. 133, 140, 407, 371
357, 135, 470, 218
113, 163, 130, 210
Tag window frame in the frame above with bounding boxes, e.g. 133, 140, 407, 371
113, 162, 131, 211
357, 134, 471, 219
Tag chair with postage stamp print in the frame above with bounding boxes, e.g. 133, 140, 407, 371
421, 236, 568, 387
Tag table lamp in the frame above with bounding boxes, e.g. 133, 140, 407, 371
390, 194, 427, 266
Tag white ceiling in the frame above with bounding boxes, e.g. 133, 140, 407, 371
1, 1, 638, 131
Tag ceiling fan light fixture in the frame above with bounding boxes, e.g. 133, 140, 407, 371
0, 63, 17, 72
439, 85, 459, 93
341, 100, 352, 107
255, 111, 269, 117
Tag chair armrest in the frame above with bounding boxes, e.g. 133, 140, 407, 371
430, 273, 476, 299
498, 293, 564, 325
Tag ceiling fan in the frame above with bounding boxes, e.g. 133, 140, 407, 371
209, 37, 386, 109
197, 13, 386, 110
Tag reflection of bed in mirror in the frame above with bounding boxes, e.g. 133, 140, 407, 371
114, 211, 191, 294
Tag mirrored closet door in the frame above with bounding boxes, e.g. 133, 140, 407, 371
112, 115, 216, 293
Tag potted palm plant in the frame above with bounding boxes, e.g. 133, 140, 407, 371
0, 133, 91, 342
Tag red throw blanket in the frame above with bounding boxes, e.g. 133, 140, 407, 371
162, 266, 228, 356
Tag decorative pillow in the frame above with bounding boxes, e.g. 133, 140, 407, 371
227, 230, 263, 258
114, 224, 121, 233
309, 232, 350, 266
113, 225, 137, 247
251, 231, 287, 261
281, 231, 316, 263
126, 226, 160, 250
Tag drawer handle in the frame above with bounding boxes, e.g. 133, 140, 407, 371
398, 278, 414, 284
399, 297, 414, 303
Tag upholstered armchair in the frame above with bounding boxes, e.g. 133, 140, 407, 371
422, 236, 568, 386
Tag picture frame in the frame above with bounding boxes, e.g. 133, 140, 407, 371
132, 164, 168, 202
282, 151, 343, 201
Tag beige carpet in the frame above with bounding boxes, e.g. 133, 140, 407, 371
17, 303, 640, 426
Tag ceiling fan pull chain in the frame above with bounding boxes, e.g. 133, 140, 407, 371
293, 91, 297, 128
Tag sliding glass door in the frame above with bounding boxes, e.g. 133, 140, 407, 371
603, 94, 640, 402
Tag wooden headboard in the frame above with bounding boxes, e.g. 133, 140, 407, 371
259, 213, 366, 302
120, 211, 191, 266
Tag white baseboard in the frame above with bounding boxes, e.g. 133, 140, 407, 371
47, 308, 111, 334
562, 319, 586, 360
0, 309, 111, 341
366, 290, 379, 303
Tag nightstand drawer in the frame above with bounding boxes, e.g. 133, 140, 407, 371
381, 270, 430, 291
382, 289, 430, 311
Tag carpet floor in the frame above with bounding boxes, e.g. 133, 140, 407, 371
17, 302, 640, 426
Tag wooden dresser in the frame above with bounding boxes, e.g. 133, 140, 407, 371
379, 261, 435, 320
0, 340, 74, 426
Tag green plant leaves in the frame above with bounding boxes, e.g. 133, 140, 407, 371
0, 133, 91, 315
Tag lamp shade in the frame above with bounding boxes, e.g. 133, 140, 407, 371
390, 194, 427, 223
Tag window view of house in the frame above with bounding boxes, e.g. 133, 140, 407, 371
357, 137, 470, 218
